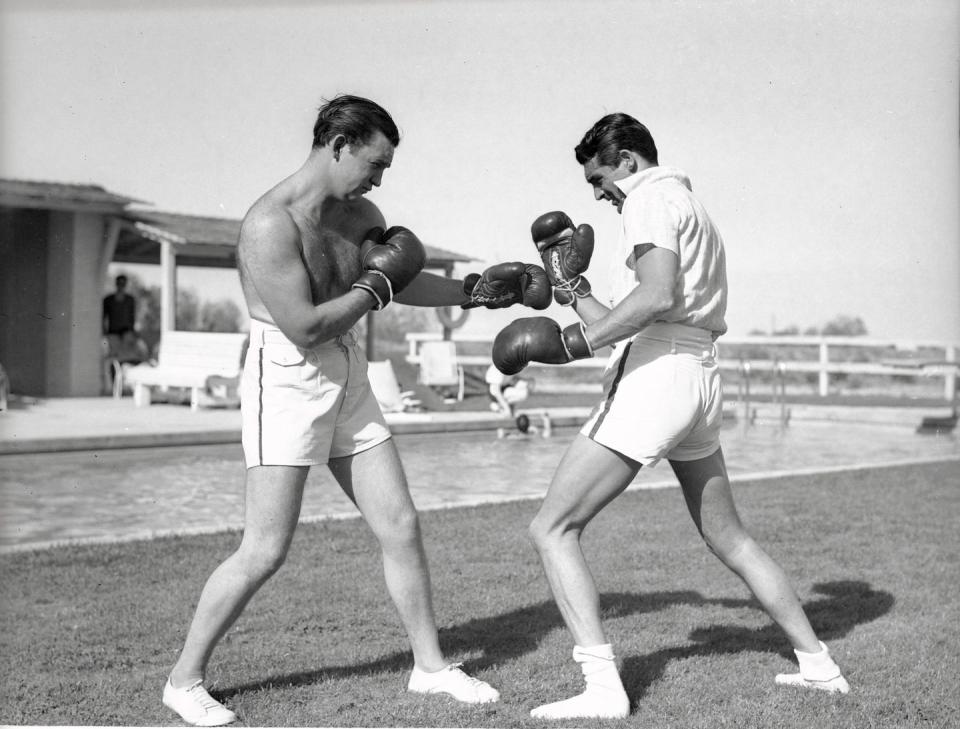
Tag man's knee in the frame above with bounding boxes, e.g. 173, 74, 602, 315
236, 536, 291, 579
373, 504, 421, 548
701, 525, 752, 565
528, 511, 575, 552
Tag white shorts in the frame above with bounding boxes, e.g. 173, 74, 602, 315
240, 319, 391, 468
581, 322, 723, 467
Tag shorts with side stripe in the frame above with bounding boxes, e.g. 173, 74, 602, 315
581, 322, 723, 467
240, 319, 391, 468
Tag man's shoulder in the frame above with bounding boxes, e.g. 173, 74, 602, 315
239, 199, 300, 248
338, 197, 385, 229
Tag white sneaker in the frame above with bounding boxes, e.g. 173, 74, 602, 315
774, 671, 850, 694
407, 662, 500, 704
163, 679, 237, 726
775, 641, 850, 695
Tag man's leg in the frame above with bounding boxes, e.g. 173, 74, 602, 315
164, 465, 309, 725
328, 440, 499, 704
527, 434, 639, 719
670, 448, 849, 693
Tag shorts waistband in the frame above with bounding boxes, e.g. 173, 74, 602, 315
633, 322, 717, 357
248, 318, 358, 349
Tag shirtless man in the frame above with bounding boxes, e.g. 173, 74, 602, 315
161, 95, 543, 726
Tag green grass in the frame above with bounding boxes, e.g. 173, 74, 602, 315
2, 461, 959, 728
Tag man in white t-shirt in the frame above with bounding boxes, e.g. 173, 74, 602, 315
484, 363, 529, 415
492, 113, 849, 719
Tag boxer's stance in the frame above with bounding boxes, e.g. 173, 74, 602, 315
162, 95, 550, 726
493, 113, 849, 720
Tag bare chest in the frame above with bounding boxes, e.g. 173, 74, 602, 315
299, 225, 363, 304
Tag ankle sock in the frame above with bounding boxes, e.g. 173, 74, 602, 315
530, 644, 629, 719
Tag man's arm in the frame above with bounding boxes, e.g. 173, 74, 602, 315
576, 247, 679, 349
395, 263, 552, 310
240, 212, 374, 349
393, 270, 470, 307
491, 249, 679, 374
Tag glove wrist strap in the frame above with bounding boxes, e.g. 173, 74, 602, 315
561, 322, 595, 360
351, 270, 393, 311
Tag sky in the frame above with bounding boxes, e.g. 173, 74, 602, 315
2, 0, 958, 342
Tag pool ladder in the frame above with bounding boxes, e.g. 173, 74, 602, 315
738, 359, 791, 427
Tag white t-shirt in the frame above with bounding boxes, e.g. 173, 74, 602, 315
485, 364, 519, 388
608, 166, 728, 338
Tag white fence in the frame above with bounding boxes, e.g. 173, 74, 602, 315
405, 332, 958, 400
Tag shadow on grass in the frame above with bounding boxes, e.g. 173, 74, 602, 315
218, 579, 891, 704
620, 580, 893, 705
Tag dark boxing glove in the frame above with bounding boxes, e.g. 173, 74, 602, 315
492, 316, 594, 375
352, 226, 427, 310
462, 261, 552, 310
530, 211, 595, 306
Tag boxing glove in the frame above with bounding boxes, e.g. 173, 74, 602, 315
530, 211, 595, 306
492, 316, 594, 375
352, 226, 427, 309
462, 261, 552, 310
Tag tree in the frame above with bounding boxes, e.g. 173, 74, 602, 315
821, 315, 868, 336
200, 299, 243, 332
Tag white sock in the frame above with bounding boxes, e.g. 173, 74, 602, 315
775, 641, 850, 693
530, 644, 630, 719
796, 642, 841, 679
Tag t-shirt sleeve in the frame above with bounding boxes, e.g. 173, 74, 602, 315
622, 191, 680, 260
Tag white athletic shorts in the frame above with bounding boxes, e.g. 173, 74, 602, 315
581, 322, 723, 467
240, 319, 391, 468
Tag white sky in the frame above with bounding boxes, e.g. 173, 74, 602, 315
2, 0, 958, 341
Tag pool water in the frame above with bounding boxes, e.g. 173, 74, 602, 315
1, 419, 957, 550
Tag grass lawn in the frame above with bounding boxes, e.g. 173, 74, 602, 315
2, 460, 958, 728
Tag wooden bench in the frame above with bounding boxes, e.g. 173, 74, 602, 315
124, 331, 248, 411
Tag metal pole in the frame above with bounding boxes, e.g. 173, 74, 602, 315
365, 311, 376, 361
739, 360, 752, 425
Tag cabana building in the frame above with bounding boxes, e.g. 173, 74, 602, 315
0, 179, 471, 398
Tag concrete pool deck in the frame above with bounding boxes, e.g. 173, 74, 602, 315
0, 396, 950, 455
0, 395, 595, 455
0, 393, 955, 455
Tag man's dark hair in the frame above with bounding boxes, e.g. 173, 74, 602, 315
312, 94, 400, 149
574, 113, 658, 167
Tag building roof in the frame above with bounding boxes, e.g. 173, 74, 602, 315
128, 209, 242, 246
118, 208, 474, 269
0, 178, 143, 212
1, 177, 474, 269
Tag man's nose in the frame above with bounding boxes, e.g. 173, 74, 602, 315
371, 170, 384, 187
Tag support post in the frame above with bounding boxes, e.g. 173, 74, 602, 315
945, 345, 957, 401
818, 340, 830, 397
160, 240, 176, 332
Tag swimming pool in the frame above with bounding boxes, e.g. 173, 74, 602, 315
1, 417, 957, 551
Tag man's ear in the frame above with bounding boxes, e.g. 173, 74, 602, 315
619, 149, 637, 173
332, 134, 347, 162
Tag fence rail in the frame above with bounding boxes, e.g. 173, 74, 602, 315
405, 332, 959, 400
